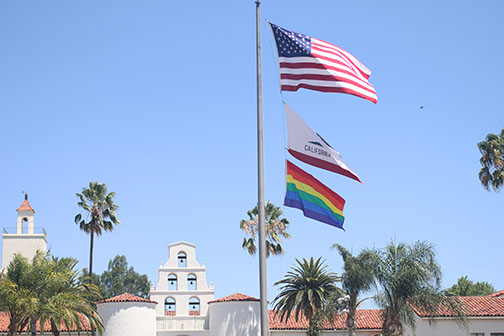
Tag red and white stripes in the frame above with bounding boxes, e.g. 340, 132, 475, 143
279, 38, 377, 103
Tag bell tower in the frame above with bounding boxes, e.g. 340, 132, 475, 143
150, 241, 215, 324
16, 193, 35, 234
1, 194, 47, 269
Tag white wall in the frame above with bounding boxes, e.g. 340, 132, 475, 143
270, 329, 380, 336
209, 301, 261, 336
156, 316, 210, 336
163, 242, 200, 269
97, 301, 157, 336
403, 315, 504, 336
1, 234, 46, 269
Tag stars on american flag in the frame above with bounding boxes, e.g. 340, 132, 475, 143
271, 23, 311, 57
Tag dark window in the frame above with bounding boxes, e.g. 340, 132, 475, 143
22, 217, 28, 233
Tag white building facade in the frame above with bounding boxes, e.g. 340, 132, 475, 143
149, 241, 215, 336
1, 195, 46, 270
404, 294, 504, 336
97, 293, 158, 336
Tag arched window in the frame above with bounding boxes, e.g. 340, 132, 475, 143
22, 217, 28, 234
189, 297, 200, 316
168, 274, 177, 290
164, 297, 176, 316
187, 274, 197, 290
178, 252, 187, 268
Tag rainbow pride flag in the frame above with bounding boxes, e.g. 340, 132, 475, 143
284, 160, 345, 229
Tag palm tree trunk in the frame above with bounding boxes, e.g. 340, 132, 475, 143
89, 229, 96, 336
347, 306, 356, 336
308, 317, 315, 336
307, 308, 317, 336
51, 320, 60, 336
89, 229, 94, 284
348, 319, 356, 336
8, 317, 19, 336
31, 319, 37, 336
387, 318, 402, 336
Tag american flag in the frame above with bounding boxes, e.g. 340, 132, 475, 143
270, 23, 377, 104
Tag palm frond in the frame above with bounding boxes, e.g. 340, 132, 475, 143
370, 240, 466, 335
273, 257, 341, 325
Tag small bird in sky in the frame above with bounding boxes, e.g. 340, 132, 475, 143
419, 105, 429, 110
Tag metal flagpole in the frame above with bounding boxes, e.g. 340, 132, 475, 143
255, 1, 269, 336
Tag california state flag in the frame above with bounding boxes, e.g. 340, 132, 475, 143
285, 103, 362, 183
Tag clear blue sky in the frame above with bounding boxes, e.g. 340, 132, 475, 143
1, 0, 503, 306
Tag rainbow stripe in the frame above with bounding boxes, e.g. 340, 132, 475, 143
284, 160, 345, 229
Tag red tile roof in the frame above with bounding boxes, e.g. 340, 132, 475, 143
96, 293, 157, 304
0, 310, 382, 333
16, 200, 34, 212
208, 293, 260, 304
269, 309, 383, 330
0, 312, 91, 332
490, 290, 504, 298
410, 296, 504, 317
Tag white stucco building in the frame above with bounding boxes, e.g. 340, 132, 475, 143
149, 241, 215, 335
97, 293, 158, 336
96, 241, 377, 336
1, 195, 46, 270
403, 293, 504, 336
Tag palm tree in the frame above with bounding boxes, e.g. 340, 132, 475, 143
332, 244, 375, 336
0, 252, 103, 336
37, 256, 104, 336
240, 201, 290, 257
75, 181, 120, 281
0, 278, 33, 336
7, 252, 103, 336
368, 240, 466, 336
272, 257, 341, 335
23, 251, 52, 336
478, 128, 504, 191
0, 254, 35, 336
